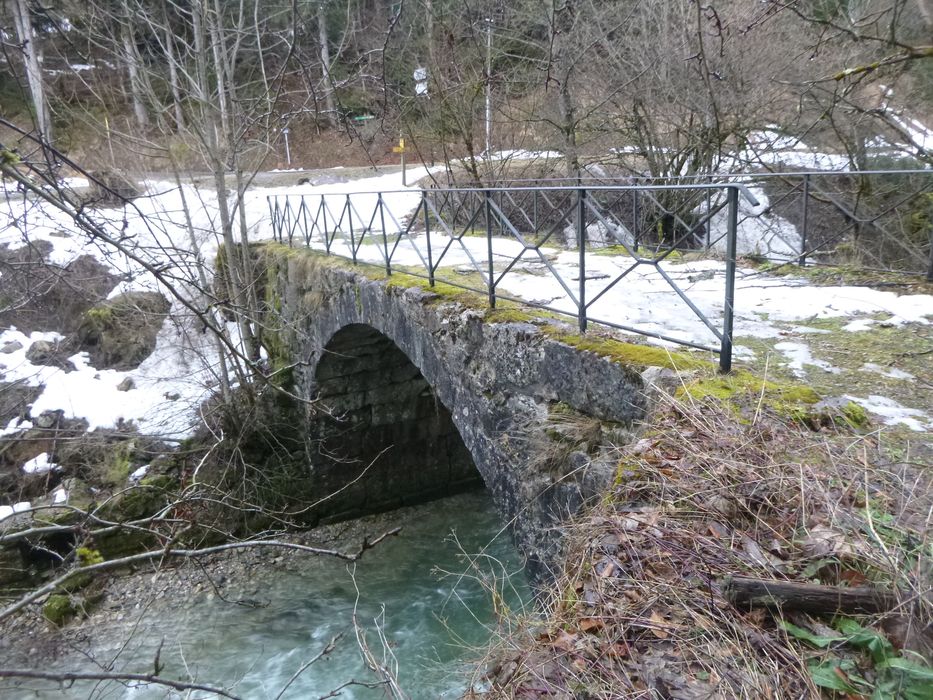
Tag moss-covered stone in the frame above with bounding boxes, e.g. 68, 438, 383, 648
841, 400, 870, 428
76, 547, 104, 566
545, 331, 713, 371
42, 594, 76, 625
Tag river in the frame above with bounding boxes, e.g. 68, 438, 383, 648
5, 491, 530, 699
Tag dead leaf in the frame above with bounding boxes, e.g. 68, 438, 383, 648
550, 629, 578, 652
649, 610, 670, 639
799, 524, 855, 558
840, 568, 867, 586
579, 617, 605, 633
607, 641, 629, 658
708, 521, 731, 538
740, 534, 784, 570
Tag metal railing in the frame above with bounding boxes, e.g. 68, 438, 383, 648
457, 169, 933, 277
268, 183, 769, 373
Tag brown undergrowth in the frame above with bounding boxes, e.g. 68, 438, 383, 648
470, 393, 932, 699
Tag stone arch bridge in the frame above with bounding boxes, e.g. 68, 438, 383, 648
257, 245, 654, 581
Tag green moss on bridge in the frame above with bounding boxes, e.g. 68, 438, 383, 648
256, 243, 860, 428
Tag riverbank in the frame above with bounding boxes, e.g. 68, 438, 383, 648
473, 395, 932, 699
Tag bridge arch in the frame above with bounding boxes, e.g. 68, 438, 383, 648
307, 323, 484, 519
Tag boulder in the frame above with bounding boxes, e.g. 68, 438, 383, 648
85, 169, 141, 207
116, 377, 135, 392
25, 340, 75, 371
0, 249, 119, 334
1, 341, 23, 354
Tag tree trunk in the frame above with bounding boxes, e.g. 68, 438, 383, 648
161, 2, 186, 131
11, 0, 52, 141
121, 1, 149, 130
318, 1, 338, 127
550, 3, 579, 179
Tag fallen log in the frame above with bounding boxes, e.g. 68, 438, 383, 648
722, 576, 899, 615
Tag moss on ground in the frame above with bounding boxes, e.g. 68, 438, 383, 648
735, 320, 932, 433
754, 261, 933, 292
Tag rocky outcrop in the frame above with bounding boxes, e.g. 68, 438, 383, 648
72, 292, 170, 370
0, 249, 118, 334
256, 245, 649, 584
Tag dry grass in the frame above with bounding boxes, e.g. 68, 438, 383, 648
469, 392, 932, 699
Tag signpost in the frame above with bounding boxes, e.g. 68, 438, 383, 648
282, 126, 291, 167
392, 137, 406, 186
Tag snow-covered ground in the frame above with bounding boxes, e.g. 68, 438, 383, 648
1, 158, 931, 471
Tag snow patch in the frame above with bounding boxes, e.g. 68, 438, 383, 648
129, 465, 149, 481
774, 341, 842, 376
844, 395, 933, 432
22, 452, 59, 474
0, 502, 32, 522
860, 363, 914, 381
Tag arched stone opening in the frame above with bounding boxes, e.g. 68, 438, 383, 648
307, 323, 483, 522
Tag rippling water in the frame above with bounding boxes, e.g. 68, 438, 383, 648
11, 491, 529, 699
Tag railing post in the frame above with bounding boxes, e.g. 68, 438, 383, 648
378, 193, 391, 276
321, 195, 330, 255
928, 206, 933, 281
268, 197, 278, 243
297, 198, 306, 247
632, 188, 640, 252
720, 186, 738, 373
347, 193, 357, 264
533, 189, 539, 237
799, 174, 810, 266
423, 191, 434, 287
578, 187, 587, 333
485, 189, 495, 308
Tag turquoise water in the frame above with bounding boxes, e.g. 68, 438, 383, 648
9, 491, 529, 699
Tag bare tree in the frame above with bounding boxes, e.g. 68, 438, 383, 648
9, 0, 52, 141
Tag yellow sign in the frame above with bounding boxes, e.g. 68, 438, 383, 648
393, 138, 405, 153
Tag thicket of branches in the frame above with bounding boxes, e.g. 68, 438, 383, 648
0, 0, 930, 177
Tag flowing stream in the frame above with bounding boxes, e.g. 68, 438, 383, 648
11, 491, 530, 699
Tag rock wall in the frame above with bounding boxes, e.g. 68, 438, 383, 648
257, 245, 649, 583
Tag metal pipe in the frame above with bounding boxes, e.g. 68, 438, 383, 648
424, 192, 434, 286
720, 186, 738, 373
347, 193, 357, 264
632, 189, 639, 251
378, 194, 390, 275
578, 187, 587, 333
485, 189, 495, 308
799, 174, 810, 267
